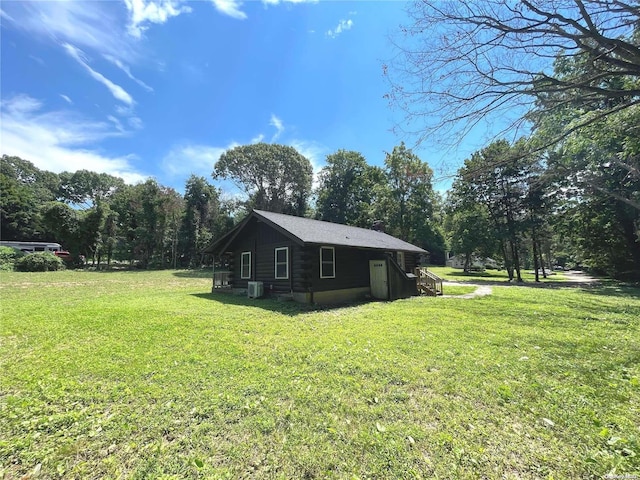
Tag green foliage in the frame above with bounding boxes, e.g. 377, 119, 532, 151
0, 270, 638, 477
57, 170, 125, 208
14, 252, 64, 272
315, 150, 385, 228
0, 246, 24, 271
0, 155, 58, 240
214, 143, 313, 215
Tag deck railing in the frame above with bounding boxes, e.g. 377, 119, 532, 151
212, 271, 231, 289
415, 267, 443, 296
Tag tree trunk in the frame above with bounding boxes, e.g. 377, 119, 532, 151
532, 228, 540, 282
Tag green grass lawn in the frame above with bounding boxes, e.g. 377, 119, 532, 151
428, 266, 567, 283
1, 270, 639, 479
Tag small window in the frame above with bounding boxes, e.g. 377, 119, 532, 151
241, 251, 251, 279
320, 246, 335, 279
397, 251, 405, 271
275, 247, 289, 279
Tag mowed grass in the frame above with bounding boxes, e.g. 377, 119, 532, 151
1, 270, 639, 479
428, 266, 567, 283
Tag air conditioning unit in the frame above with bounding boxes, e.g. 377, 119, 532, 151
247, 281, 264, 299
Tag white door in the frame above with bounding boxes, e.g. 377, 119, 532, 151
369, 260, 388, 300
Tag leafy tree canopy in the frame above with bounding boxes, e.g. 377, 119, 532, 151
213, 143, 313, 216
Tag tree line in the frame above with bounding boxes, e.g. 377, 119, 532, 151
0, 141, 447, 269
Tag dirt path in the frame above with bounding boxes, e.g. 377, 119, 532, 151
441, 282, 492, 299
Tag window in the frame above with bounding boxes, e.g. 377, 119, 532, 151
275, 247, 289, 279
397, 251, 405, 271
320, 246, 335, 279
241, 251, 251, 279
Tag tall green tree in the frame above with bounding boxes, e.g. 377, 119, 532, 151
1, 155, 58, 240
444, 198, 497, 272
374, 143, 445, 262
315, 150, 385, 228
453, 140, 538, 281
213, 143, 313, 216
179, 175, 222, 267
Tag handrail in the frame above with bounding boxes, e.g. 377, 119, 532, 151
415, 267, 443, 296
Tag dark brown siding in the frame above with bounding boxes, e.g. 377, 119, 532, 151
309, 246, 384, 292
405, 252, 419, 273
255, 222, 297, 293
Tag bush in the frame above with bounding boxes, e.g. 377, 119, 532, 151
0, 246, 25, 271
15, 252, 65, 272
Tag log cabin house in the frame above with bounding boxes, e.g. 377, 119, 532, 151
203, 210, 432, 304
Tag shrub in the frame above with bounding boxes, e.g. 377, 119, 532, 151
0, 246, 25, 271
15, 252, 65, 272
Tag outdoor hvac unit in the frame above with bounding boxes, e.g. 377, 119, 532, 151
247, 281, 264, 299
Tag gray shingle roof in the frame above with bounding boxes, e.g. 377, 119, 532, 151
254, 210, 426, 253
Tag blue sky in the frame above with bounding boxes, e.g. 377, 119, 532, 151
1, 0, 487, 195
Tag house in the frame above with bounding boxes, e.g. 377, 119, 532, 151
446, 252, 498, 270
202, 209, 428, 304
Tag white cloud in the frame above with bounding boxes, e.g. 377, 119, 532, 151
210, 0, 247, 20
63, 43, 134, 106
59, 94, 73, 105
0, 8, 15, 22
104, 54, 154, 92
269, 114, 285, 141
124, 0, 192, 38
128, 117, 144, 130
287, 139, 328, 188
1, 2, 136, 62
251, 134, 265, 144
1, 95, 146, 184
326, 18, 353, 38
162, 144, 229, 178
29, 54, 45, 66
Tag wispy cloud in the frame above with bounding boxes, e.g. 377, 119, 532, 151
59, 94, 73, 105
29, 55, 45, 66
1, 2, 136, 61
1, 95, 146, 184
104, 54, 154, 92
326, 18, 353, 38
124, 0, 192, 38
287, 139, 327, 188
269, 114, 285, 141
63, 43, 134, 106
210, 0, 247, 20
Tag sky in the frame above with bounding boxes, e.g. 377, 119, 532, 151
1, 0, 487, 195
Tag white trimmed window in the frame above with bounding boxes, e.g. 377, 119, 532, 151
320, 246, 335, 279
275, 247, 289, 279
241, 251, 251, 279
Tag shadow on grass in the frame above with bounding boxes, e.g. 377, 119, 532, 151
190, 291, 366, 317
172, 269, 215, 279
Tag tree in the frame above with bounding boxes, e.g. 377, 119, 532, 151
386, 1, 640, 147
373, 142, 446, 261
445, 199, 497, 272
453, 140, 540, 281
213, 143, 313, 216
58, 170, 124, 208
1, 155, 58, 240
179, 175, 222, 267
315, 150, 385, 227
